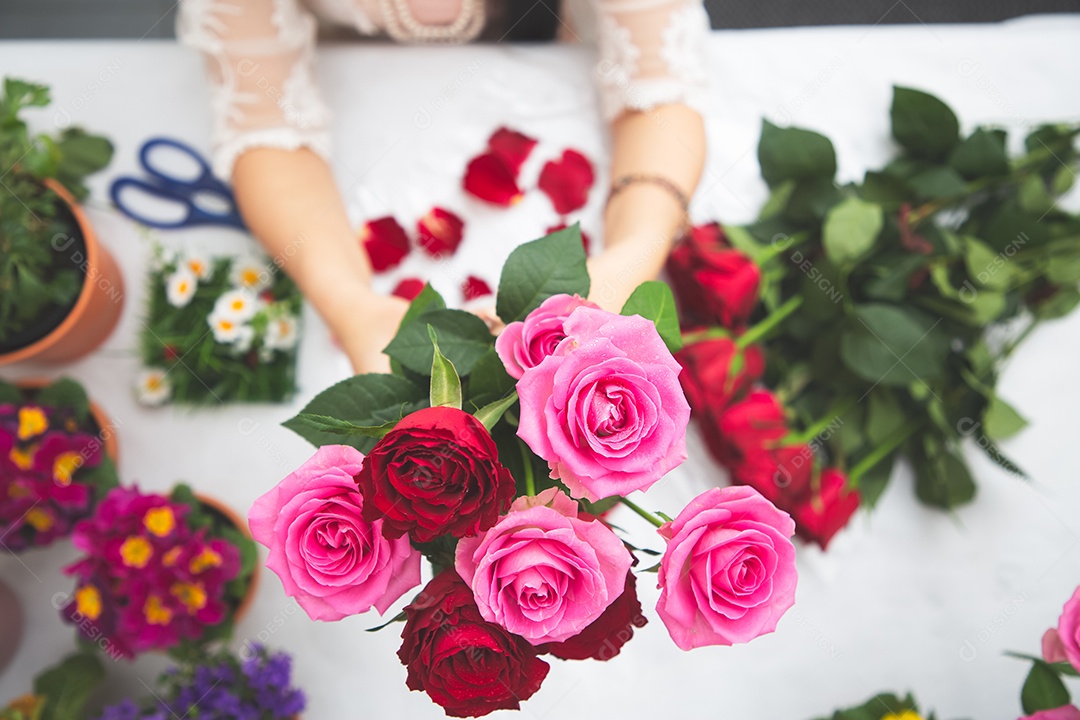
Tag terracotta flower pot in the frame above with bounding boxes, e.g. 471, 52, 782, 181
14, 379, 120, 466
195, 493, 260, 625
0, 180, 124, 366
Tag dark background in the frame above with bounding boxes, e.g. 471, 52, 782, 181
0, 0, 1078, 39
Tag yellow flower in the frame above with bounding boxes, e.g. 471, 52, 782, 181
5, 694, 44, 719
8, 445, 34, 470
119, 536, 153, 568
143, 595, 173, 626
883, 712, 924, 720
190, 547, 223, 574
52, 451, 84, 486
143, 507, 176, 537
171, 581, 208, 614
25, 508, 54, 532
75, 584, 102, 620
17, 407, 48, 440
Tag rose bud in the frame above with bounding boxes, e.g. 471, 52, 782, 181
708, 390, 789, 469
730, 444, 814, 508
666, 223, 761, 331
675, 338, 764, 415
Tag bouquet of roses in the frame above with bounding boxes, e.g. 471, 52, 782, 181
137, 247, 301, 406
93, 644, 305, 720
251, 226, 799, 717
0, 377, 118, 552
61, 485, 256, 659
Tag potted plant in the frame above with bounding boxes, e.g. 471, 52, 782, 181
0, 377, 119, 552
0, 77, 124, 366
92, 645, 306, 720
60, 484, 257, 660
0, 651, 104, 720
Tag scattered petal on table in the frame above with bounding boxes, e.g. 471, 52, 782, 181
538, 149, 594, 214
392, 277, 426, 301
360, 216, 410, 272
463, 153, 524, 206
488, 126, 538, 175
417, 207, 465, 258
461, 275, 493, 301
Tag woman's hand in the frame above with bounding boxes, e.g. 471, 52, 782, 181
336, 289, 410, 375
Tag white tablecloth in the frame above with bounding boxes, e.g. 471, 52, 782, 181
2, 14, 1080, 719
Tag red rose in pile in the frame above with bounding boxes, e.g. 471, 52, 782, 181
731, 444, 813, 506
791, 467, 861, 550
708, 390, 788, 469
538, 149, 594, 215
538, 570, 646, 661
398, 570, 549, 718
361, 216, 411, 272
354, 407, 515, 543
417, 207, 465, 258
666, 223, 761, 330
463, 127, 537, 206
675, 338, 764, 416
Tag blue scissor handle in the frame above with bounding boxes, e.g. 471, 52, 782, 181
110, 137, 246, 230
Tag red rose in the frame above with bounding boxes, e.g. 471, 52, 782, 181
355, 407, 515, 542
676, 338, 764, 415
538, 570, 646, 661
398, 570, 549, 718
729, 444, 813, 507
666, 223, 761, 330
791, 467, 860, 550
707, 390, 788, 468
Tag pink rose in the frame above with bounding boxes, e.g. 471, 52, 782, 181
1021, 707, 1080, 720
495, 293, 599, 379
1043, 628, 1068, 664
656, 486, 797, 650
249, 445, 420, 621
1057, 585, 1080, 672
454, 487, 632, 644
516, 306, 690, 501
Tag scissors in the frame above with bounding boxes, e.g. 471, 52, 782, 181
110, 137, 246, 230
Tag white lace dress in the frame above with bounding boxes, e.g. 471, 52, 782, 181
176, 0, 711, 178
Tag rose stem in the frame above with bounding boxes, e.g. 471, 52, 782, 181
517, 439, 536, 496
619, 497, 664, 528
786, 396, 859, 444
735, 296, 804, 350
848, 418, 923, 484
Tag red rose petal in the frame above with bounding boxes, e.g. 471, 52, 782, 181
392, 278, 426, 301
547, 223, 591, 256
538, 149, 595, 214
463, 153, 524, 206
461, 275, 492, 301
360, 216, 410, 273
488, 127, 537, 175
417, 207, 465, 258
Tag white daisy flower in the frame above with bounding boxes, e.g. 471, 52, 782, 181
184, 252, 213, 280
264, 314, 300, 351
135, 368, 171, 406
229, 256, 272, 292
213, 288, 261, 323
232, 324, 256, 354
166, 268, 197, 308
208, 311, 246, 344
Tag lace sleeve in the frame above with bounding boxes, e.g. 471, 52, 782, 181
176, 0, 332, 179
593, 0, 711, 121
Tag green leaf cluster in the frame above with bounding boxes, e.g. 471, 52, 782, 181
0, 77, 114, 345
734, 85, 1079, 510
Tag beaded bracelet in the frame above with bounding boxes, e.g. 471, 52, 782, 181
606, 174, 691, 213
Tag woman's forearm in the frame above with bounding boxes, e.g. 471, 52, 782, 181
588, 104, 706, 311
232, 147, 406, 373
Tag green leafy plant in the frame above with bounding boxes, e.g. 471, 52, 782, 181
809, 692, 934, 720
0, 77, 113, 347
0, 652, 104, 720
720, 85, 1080, 510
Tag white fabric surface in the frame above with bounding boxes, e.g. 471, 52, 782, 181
2, 15, 1080, 718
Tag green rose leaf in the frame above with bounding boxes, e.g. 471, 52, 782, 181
891, 86, 961, 160
823, 196, 884, 268
963, 236, 1018, 290
839, 304, 949, 386
757, 119, 837, 188
33, 652, 105, 720
384, 309, 493, 376
465, 349, 517, 409
283, 374, 427, 453
914, 444, 977, 509
908, 165, 968, 200
1021, 661, 1071, 714
474, 391, 519, 432
496, 224, 589, 324
290, 414, 398, 440
984, 394, 1028, 441
399, 283, 446, 330
949, 127, 1009, 179
621, 280, 683, 353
